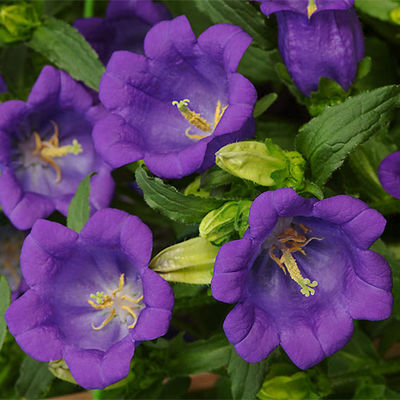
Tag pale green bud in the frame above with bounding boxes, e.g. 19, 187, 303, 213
216, 141, 286, 186
257, 372, 319, 400
150, 237, 219, 285
0, 3, 40, 42
199, 200, 252, 246
49, 359, 76, 384
216, 139, 306, 190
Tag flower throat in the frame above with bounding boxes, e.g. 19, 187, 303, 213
32, 120, 82, 183
172, 99, 227, 140
269, 224, 323, 297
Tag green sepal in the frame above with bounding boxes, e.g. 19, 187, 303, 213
276, 57, 372, 117
199, 200, 252, 246
0, 3, 41, 42
150, 237, 219, 285
48, 359, 76, 385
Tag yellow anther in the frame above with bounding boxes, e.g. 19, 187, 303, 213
88, 274, 143, 331
121, 305, 138, 329
307, 0, 317, 19
91, 308, 116, 331
112, 273, 125, 296
269, 225, 322, 297
120, 295, 143, 304
32, 121, 83, 183
173, 98, 228, 141
214, 100, 228, 127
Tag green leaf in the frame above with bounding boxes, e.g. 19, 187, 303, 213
0, 276, 10, 352
254, 93, 278, 118
238, 46, 281, 84
29, 17, 105, 90
228, 348, 269, 400
355, 0, 400, 22
135, 167, 225, 224
371, 240, 400, 320
16, 356, 54, 399
191, 0, 276, 50
167, 334, 231, 376
67, 173, 93, 233
296, 84, 400, 186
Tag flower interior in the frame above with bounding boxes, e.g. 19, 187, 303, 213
172, 98, 228, 141
88, 273, 144, 331
266, 221, 323, 297
27, 120, 82, 183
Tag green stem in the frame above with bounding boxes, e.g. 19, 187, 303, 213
83, 0, 94, 18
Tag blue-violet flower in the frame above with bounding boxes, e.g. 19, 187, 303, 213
211, 189, 392, 368
75, 0, 171, 65
93, 15, 257, 179
378, 151, 400, 199
256, 0, 364, 96
0, 66, 115, 230
5, 208, 174, 389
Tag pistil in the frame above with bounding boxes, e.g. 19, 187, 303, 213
269, 225, 322, 297
32, 121, 83, 183
88, 274, 143, 331
172, 99, 227, 140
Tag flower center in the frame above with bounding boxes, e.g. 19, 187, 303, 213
172, 98, 227, 141
269, 224, 323, 297
31, 120, 83, 183
307, 0, 317, 18
88, 273, 144, 331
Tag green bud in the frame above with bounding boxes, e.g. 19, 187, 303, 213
199, 200, 251, 246
49, 359, 76, 384
150, 237, 219, 285
257, 372, 319, 400
216, 141, 286, 186
216, 139, 306, 190
0, 3, 40, 42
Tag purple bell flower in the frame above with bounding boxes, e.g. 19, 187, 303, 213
0, 75, 7, 94
5, 209, 174, 389
93, 15, 257, 179
378, 152, 400, 199
75, 0, 171, 65
211, 189, 392, 368
0, 66, 115, 230
256, 0, 364, 96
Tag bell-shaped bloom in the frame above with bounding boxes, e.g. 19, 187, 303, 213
75, 0, 171, 65
93, 15, 257, 179
5, 209, 174, 389
0, 224, 27, 301
211, 189, 392, 368
0, 75, 7, 94
378, 152, 400, 199
256, 0, 364, 96
0, 65, 115, 230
